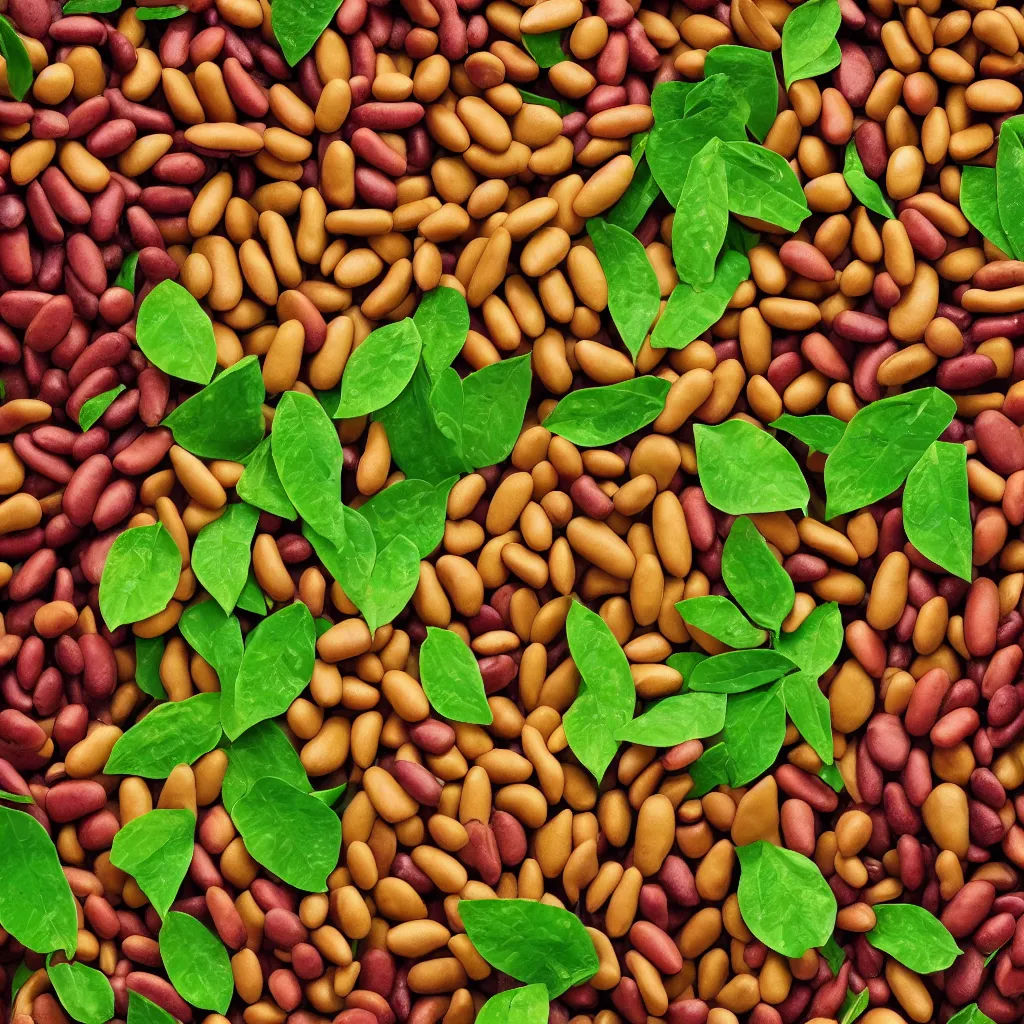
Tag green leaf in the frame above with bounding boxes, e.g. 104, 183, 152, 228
824, 388, 957, 518
136, 280, 217, 384
542, 378, 671, 446
673, 140, 729, 288
722, 516, 795, 631
360, 477, 456, 559
819, 763, 845, 792
695, 419, 810, 514
606, 156, 662, 233
476, 983, 549, 1024
414, 287, 470, 382
134, 637, 166, 700
782, 670, 834, 764
689, 742, 731, 797
336, 319, 423, 418
178, 602, 243, 735
651, 80, 697, 122
236, 437, 296, 521
162, 356, 265, 462
159, 912, 233, 1013
99, 524, 182, 630
109, 809, 195, 919
997, 119, 1024, 260
843, 140, 895, 220
273, 390, 345, 546
821, 936, 846, 976
311, 784, 347, 807
946, 1005, 996, 1024
375, 362, 469, 483
563, 601, 635, 782
419, 627, 493, 725
63, 0, 119, 10
271, 0, 344, 64
231, 777, 341, 891
0, 15, 32, 100
114, 250, 139, 292
127, 992, 177, 1024
960, 166, 1013, 254
615, 692, 726, 745
688, 649, 796, 693
677, 596, 768, 649
665, 651, 708, 684
460, 354, 533, 467
723, 682, 786, 785
459, 899, 597, 997
839, 988, 870, 1024
357, 534, 421, 634
737, 840, 838, 955
78, 385, 125, 432
521, 29, 565, 67
47, 959, 114, 1024
135, 4, 186, 16
771, 413, 846, 454
866, 903, 961, 972
902, 441, 972, 582
587, 219, 661, 361
230, 602, 316, 740
721, 141, 810, 232
106, 693, 222, 778
703, 45, 778, 141
0, 789, 32, 803
0, 807, 78, 955
192, 502, 260, 615
773, 602, 843, 675
303, 508, 377, 613
651, 249, 751, 349
222, 721, 309, 814
11, 962, 33, 1003
516, 89, 576, 116
429, 367, 465, 450
781, 0, 842, 88
236, 571, 267, 615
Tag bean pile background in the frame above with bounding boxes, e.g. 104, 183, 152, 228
3, 0, 1024, 1022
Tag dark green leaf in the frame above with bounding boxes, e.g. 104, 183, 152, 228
222, 721, 308, 814
688, 742, 731, 797
136, 280, 217, 385
114, 250, 139, 292
839, 988, 870, 1024
231, 777, 341, 891
688, 649, 795, 693
521, 29, 565, 67
665, 651, 708, 685
163, 355, 265, 462
737, 840, 838, 955
47, 959, 114, 1024
336, 319, 422, 417
303, 509, 377, 613
192, 502, 260, 615
127, 992, 177, 1024
695, 419, 810, 514
771, 412, 846, 454
419, 627, 493, 725
177, 601, 243, 736
703, 45, 778, 141
459, 899, 597, 996
721, 141, 810, 232
476, 983, 549, 1024
99, 524, 181, 630
134, 637, 166, 700
684, 74, 744, 119
605, 156, 661, 233
866, 903, 961, 972
819, 763, 845, 792
159, 912, 233, 1013
0, 807, 78, 955
651, 80, 697, 122
997, 119, 1024, 259
542, 377, 671, 446
414, 287, 470, 381
824, 387, 957, 518
135, 4, 186, 17
271, 0, 344, 64
109, 809, 195, 919
236, 437, 296, 521
821, 936, 846, 976
673, 140, 729, 288
360, 477, 456, 558
903, 440, 972, 582
587, 219, 661, 361
230, 602, 315, 740
615, 691, 726, 745
677, 596, 768, 649
429, 366, 465, 450
843, 140, 895, 220
651, 249, 750, 349
774, 601, 843, 675
722, 516, 795, 631
723, 682, 786, 785
563, 601, 635, 782
960, 166, 1012, 254
0, 15, 32, 100
782, 670, 834, 764
516, 89, 576, 116
781, 0, 842, 88
78, 386, 125, 432
460, 354, 533, 467
236, 571, 268, 615
357, 534, 421, 634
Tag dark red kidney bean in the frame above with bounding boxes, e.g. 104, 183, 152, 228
46, 779, 108, 822
63, 454, 113, 527
8, 548, 58, 601
79, 633, 117, 700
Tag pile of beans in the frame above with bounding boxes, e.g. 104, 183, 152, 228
5, 0, 1024, 1021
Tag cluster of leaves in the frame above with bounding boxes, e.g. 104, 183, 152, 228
780, 0, 842, 87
